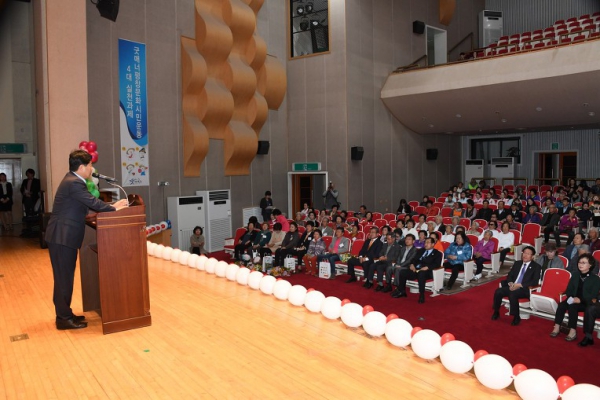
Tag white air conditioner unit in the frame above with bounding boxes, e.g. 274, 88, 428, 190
167, 196, 206, 251
491, 157, 515, 181
479, 10, 503, 47
196, 190, 232, 252
465, 159, 485, 183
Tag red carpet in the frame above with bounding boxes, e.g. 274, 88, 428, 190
210, 252, 599, 386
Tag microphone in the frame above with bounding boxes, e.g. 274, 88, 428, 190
92, 172, 118, 183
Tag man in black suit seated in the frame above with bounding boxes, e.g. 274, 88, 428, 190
345, 227, 381, 286
45, 150, 129, 330
395, 237, 442, 304
371, 233, 401, 292
390, 234, 418, 297
494, 200, 508, 221
475, 200, 493, 221
540, 204, 560, 245
491, 246, 541, 326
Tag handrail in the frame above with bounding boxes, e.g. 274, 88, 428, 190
393, 54, 427, 72
447, 32, 474, 57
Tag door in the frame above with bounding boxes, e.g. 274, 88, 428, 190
0, 158, 23, 226
291, 174, 313, 214
536, 152, 576, 186
426, 26, 447, 66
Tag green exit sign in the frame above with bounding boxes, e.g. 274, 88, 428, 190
292, 162, 321, 172
551, 142, 559, 150
0, 143, 26, 154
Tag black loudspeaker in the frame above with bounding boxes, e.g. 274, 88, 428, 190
351, 146, 364, 161
426, 148, 438, 160
257, 141, 270, 155
413, 20, 425, 35
96, 0, 120, 22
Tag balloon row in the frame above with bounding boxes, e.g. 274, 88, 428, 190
146, 221, 170, 237
79, 141, 99, 163
145, 242, 600, 400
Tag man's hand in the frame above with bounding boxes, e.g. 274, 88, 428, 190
113, 199, 129, 210
410, 265, 416, 272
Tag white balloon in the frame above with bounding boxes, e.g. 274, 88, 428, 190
514, 369, 559, 400
179, 251, 191, 266
384, 318, 413, 348
273, 280, 292, 300
440, 340, 475, 374
154, 244, 165, 258
248, 271, 264, 289
259, 275, 277, 295
215, 261, 228, 277
147, 242, 157, 256
320, 297, 342, 320
187, 253, 199, 268
225, 264, 240, 281
474, 354, 514, 390
562, 384, 600, 400
205, 258, 218, 274
170, 248, 182, 263
362, 311, 387, 337
340, 303, 364, 328
288, 285, 307, 306
162, 247, 173, 261
236, 267, 251, 285
196, 255, 208, 271
304, 290, 325, 312
411, 329, 442, 360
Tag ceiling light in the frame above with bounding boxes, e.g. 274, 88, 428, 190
536, 107, 542, 112
429, 124, 434, 128
501, 118, 507, 123
455, 114, 462, 118
583, 103, 589, 107
590, 111, 596, 117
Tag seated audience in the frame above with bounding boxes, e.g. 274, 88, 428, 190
390, 234, 418, 297
287, 221, 315, 268
316, 227, 350, 279
303, 229, 326, 276
355, 205, 368, 219
564, 233, 590, 272
299, 202, 311, 217
579, 258, 600, 347
505, 214, 519, 230
272, 209, 289, 232
584, 228, 600, 253
294, 212, 305, 227
415, 214, 428, 231
394, 237, 442, 304
476, 200, 493, 221
464, 200, 477, 221
190, 226, 207, 255
433, 215, 446, 233
540, 204, 560, 245
273, 222, 300, 267
379, 225, 391, 243
473, 230, 495, 280
403, 220, 419, 238
526, 198, 539, 213
577, 203, 593, 233
556, 208, 578, 247
260, 222, 285, 257
536, 242, 564, 275
372, 233, 402, 292
396, 199, 411, 215
497, 222, 515, 266
320, 217, 334, 237
305, 211, 319, 227
494, 201, 508, 221
466, 221, 480, 236
347, 222, 360, 241
441, 224, 455, 243
234, 221, 258, 260
443, 232, 473, 290
451, 202, 464, 217
414, 230, 427, 249
523, 206, 541, 224
479, 221, 499, 240
550, 253, 600, 342
491, 246, 541, 326
557, 198, 572, 216
345, 227, 381, 285
527, 189, 540, 202
250, 222, 272, 257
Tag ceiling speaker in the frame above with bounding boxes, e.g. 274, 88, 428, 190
257, 141, 270, 155
95, 0, 119, 22
413, 20, 425, 35
426, 148, 438, 160
351, 146, 364, 161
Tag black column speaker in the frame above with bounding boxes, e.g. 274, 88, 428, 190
413, 20, 425, 34
351, 146, 364, 161
96, 0, 120, 22
257, 140, 270, 155
426, 148, 438, 160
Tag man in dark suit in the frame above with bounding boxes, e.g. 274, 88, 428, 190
540, 204, 560, 244
395, 237, 443, 303
345, 227, 381, 286
475, 200, 493, 221
371, 233, 401, 292
390, 234, 418, 297
491, 246, 541, 326
20, 168, 41, 216
45, 150, 129, 330
493, 200, 508, 221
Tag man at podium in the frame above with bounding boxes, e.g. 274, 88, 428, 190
45, 150, 128, 330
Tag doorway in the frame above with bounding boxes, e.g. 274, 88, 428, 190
0, 158, 23, 226
287, 171, 328, 217
426, 26, 447, 66
535, 152, 577, 186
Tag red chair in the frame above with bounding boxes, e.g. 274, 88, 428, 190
334, 239, 366, 274
372, 212, 382, 220
224, 227, 248, 255
433, 202, 444, 209
409, 201, 419, 209
506, 229, 523, 262
527, 185, 539, 192
442, 217, 452, 225
346, 217, 358, 224
355, 231, 365, 241
426, 216, 436, 223
474, 219, 488, 229
504, 185, 515, 191
374, 219, 387, 229
322, 236, 333, 250
437, 197, 446, 203
459, 218, 471, 230
415, 206, 427, 215
297, 226, 306, 235
593, 250, 600, 265
540, 185, 552, 193
441, 207, 452, 217
482, 237, 501, 276
530, 269, 572, 317
522, 223, 542, 254
383, 213, 396, 223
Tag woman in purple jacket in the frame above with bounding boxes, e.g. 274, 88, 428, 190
472, 230, 496, 280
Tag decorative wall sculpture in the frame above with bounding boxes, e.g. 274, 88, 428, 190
181, 0, 286, 176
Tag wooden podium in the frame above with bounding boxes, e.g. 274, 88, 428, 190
80, 194, 151, 334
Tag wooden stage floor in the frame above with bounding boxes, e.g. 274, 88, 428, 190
0, 234, 518, 399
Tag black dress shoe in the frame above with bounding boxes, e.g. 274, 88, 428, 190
578, 337, 595, 347
382, 286, 392, 293
418, 293, 425, 304
392, 290, 406, 298
511, 316, 521, 326
491, 311, 500, 320
56, 318, 88, 330
363, 281, 373, 289
390, 289, 400, 297
345, 276, 357, 283
375, 285, 383, 292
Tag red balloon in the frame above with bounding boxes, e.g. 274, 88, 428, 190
556, 376, 575, 394
474, 350, 488, 361
386, 313, 399, 323
307, 288, 314, 292
86, 141, 97, 152
411, 327, 422, 337
362, 305, 374, 316
441, 333, 456, 345
90, 151, 99, 163
341, 298, 351, 306
512, 364, 527, 377
79, 141, 88, 148
79, 145, 89, 152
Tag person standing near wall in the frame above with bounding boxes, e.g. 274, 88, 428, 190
322, 181, 339, 210
259, 191, 273, 222
0, 173, 13, 231
20, 168, 41, 217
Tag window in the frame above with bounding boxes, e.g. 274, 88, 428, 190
470, 137, 521, 164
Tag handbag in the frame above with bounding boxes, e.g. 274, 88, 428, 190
319, 261, 331, 279
262, 255, 273, 272
284, 256, 297, 272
